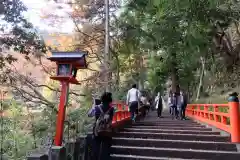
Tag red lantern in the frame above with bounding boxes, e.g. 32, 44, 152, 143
47, 51, 87, 146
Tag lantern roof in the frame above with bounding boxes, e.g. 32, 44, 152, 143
47, 51, 87, 61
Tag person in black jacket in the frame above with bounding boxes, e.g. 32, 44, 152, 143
180, 91, 188, 120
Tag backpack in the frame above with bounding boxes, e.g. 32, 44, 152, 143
140, 96, 147, 105
93, 105, 112, 137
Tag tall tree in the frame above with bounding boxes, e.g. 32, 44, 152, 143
117, 0, 240, 99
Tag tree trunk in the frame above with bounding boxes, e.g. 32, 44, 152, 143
138, 55, 145, 90
170, 52, 180, 94
196, 56, 205, 101
112, 50, 120, 91
187, 82, 190, 101
134, 53, 144, 90
115, 59, 120, 91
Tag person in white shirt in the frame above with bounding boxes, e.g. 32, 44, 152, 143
155, 92, 163, 118
126, 84, 140, 122
168, 93, 173, 114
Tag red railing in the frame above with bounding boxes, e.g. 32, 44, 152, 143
111, 102, 131, 127
186, 101, 240, 143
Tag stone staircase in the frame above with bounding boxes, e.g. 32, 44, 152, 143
110, 111, 240, 160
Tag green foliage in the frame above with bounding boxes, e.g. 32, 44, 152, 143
1, 87, 94, 159
1, 101, 34, 160
116, 0, 240, 99
0, 0, 47, 68
66, 107, 93, 137
147, 52, 168, 93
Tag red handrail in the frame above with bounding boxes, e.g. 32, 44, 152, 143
111, 102, 131, 127
186, 102, 240, 143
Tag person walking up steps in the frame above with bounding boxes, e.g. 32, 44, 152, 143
169, 92, 180, 120
180, 90, 188, 120
88, 92, 114, 160
168, 93, 173, 115
126, 84, 140, 122
155, 92, 163, 118
140, 91, 149, 119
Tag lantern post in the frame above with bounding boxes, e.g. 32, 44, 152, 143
47, 51, 87, 146
54, 81, 69, 146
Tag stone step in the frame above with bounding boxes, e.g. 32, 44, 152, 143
111, 146, 240, 159
143, 116, 189, 120
132, 123, 203, 127
114, 132, 230, 142
111, 154, 204, 160
112, 137, 237, 151
135, 121, 201, 125
127, 125, 213, 131
122, 128, 219, 135
135, 123, 201, 126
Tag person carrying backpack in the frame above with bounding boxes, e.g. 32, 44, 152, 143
126, 84, 140, 122
140, 91, 150, 118
88, 92, 114, 160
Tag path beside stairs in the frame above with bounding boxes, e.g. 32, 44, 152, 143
110, 111, 240, 160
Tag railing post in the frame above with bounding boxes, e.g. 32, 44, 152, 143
74, 137, 85, 160
120, 103, 124, 120
116, 103, 121, 121
204, 104, 208, 118
213, 105, 219, 122
119, 103, 123, 120
192, 105, 195, 115
125, 105, 130, 118
197, 105, 201, 117
228, 95, 240, 143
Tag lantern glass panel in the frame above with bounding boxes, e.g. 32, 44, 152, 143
71, 67, 77, 77
58, 64, 71, 76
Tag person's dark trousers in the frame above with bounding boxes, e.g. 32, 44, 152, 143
129, 101, 138, 121
145, 105, 150, 115
84, 134, 94, 160
92, 135, 112, 160
175, 106, 178, 118
176, 107, 180, 118
171, 105, 178, 119
180, 104, 187, 119
157, 104, 163, 117
151, 105, 155, 111
141, 105, 147, 118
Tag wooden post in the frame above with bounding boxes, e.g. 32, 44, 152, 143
228, 95, 240, 143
